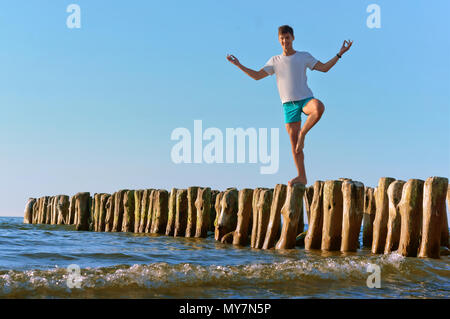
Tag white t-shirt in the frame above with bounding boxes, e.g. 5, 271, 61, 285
263, 51, 318, 104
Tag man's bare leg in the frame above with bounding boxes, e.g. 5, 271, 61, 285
295, 99, 325, 153
286, 121, 307, 186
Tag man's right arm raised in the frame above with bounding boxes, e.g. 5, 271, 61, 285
226, 54, 269, 81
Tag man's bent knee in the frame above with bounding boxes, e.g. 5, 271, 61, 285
311, 100, 325, 116
304, 99, 325, 116
317, 101, 325, 116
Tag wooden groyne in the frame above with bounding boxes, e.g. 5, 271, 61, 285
23, 176, 450, 258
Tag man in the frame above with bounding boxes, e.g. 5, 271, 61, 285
227, 25, 352, 186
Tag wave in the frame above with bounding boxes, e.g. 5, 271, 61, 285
2, 252, 448, 298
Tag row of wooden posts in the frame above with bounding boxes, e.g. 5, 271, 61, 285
23, 176, 449, 258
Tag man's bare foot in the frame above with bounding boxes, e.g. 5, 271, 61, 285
295, 132, 306, 153
288, 175, 307, 187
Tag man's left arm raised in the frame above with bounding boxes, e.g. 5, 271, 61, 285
313, 39, 353, 73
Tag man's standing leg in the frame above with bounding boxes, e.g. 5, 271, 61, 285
286, 98, 325, 186
286, 121, 307, 186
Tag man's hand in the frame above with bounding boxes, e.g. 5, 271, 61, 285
227, 54, 240, 66
339, 39, 353, 56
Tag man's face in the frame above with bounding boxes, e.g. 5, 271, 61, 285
279, 33, 294, 50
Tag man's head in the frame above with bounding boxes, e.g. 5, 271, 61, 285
278, 25, 295, 51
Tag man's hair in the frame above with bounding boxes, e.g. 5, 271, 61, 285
278, 25, 294, 37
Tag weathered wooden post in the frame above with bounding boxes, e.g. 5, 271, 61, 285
51, 196, 58, 225
384, 181, 405, 253
97, 193, 110, 232
122, 190, 135, 233
89, 195, 94, 230
305, 181, 324, 250
52, 196, 58, 225
41, 197, 48, 224
213, 191, 224, 232
133, 190, 143, 233
372, 177, 396, 254
44, 196, 51, 224
94, 193, 109, 230
36, 197, 44, 224
56, 195, 70, 225
24, 198, 36, 224
38, 197, 47, 224
56, 195, 68, 225
31, 199, 39, 224
44, 196, 52, 225
112, 189, 128, 232
321, 180, 343, 251
418, 177, 448, 258
174, 189, 188, 237
263, 184, 287, 249
145, 189, 156, 233
297, 198, 305, 235
186, 186, 200, 237
253, 189, 272, 249
138, 189, 150, 233
39, 197, 45, 224
45, 197, 53, 225
195, 187, 211, 238
250, 188, 263, 247
90, 193, 97, 230
104, 192, 115, 232
33, 197, 40, 224
53, 196, 60, 225
442, 185, 450, 248
36, 197, 43, 224
304, 186, 314, 225
68, 195, 76, 225
275, 183, 305, 249
362, 187, 376, 247
151, 189, 169, 234
165, 188, 178, 236
52, 195, 62, 225
233, 188, 254, 246
209, 190, 220, 232
397, 179, 424, 257
75, 192, 91, 231
38, 198, 45, 224
215, 188, 238, 241
93, 194, 101, 231
341, 181, 365, 252
88, 195, 94, 230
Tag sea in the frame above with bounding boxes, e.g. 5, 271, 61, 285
0, 217, 448, 298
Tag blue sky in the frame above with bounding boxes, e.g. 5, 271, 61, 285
1, 0, 449, 217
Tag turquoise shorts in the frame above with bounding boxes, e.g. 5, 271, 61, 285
282, 97, 314, 123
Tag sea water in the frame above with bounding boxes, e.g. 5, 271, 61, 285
0, 217, 448, 298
